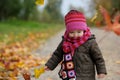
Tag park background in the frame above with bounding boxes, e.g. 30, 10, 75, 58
0, 0, 120, 80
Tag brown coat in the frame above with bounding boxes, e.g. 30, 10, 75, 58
45, 35, 107, 80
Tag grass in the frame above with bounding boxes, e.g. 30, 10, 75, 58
0, 19, 64, 44
0, 20, 63, 37
0, 20, 64, 34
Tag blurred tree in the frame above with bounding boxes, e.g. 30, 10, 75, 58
92, 0, 120, 26
93, 0, 120, 13
0, 0, 22, 21
0, 0, 36, 21
42, 0, 62, 22
20, 0, 35, 20
111, 0, 120, 10
110, 0, 120, 19
28, 6, 41, 21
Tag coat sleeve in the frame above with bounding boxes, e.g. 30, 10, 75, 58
45, 40, 64, 70
90, 39, 107, 74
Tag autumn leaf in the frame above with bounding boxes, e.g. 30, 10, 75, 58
22, 69, 31, 80
99, 5, 112, 30
22, 72, 31, 80
116, 60, 120, 64
47, 77, 53, 80
116, 72, 120, 75
112, 13, 120, 35
35, 0, 44, 5
0, 32, 49, 79
34, 66, 45, 78
91, 12, 98, 22
99, 5, 120, 36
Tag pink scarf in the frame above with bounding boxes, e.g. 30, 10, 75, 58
63, 27, 91, 56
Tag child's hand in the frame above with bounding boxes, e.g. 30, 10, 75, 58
44, 66, 51, 71
97, 74, 106, 78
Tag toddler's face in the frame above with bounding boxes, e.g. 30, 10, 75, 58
68, 30, 84, 39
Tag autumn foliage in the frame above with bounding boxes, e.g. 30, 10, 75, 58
0, 32, 48, 80
99, 6, 120, 36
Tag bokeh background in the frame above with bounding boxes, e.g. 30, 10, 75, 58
0, 0, 120, 80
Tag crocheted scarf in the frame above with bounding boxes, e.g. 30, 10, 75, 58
59, 27, 91, 80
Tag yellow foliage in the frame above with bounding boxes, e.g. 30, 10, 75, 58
35, 0, 44, 5
34, 66, 45, 78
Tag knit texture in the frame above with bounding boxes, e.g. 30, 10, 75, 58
65, 10, 87, 33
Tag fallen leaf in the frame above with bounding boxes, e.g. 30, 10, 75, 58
116, 61, 120, 64
22, 71, 31, 80
47, 77, 53, 80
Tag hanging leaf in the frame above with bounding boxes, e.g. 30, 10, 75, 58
99, 5, 120, 36
112, 14, 120, 35
112, 25, 120, 35
99, 5, 112, 30
35, 0, 44, 5
91, 12, 98, 22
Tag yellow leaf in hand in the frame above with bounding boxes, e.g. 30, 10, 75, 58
34, 66, 45, 78
34, 69, 40, 78
39, 66, 45, 73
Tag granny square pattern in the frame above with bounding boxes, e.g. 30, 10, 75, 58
64, 54, 72, 61
68, 70, 76, 78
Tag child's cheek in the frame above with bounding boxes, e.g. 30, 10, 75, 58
68, 34, 73, 38
78, 32, 84, 37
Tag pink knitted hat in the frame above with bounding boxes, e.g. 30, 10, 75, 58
65, 10, 87, 32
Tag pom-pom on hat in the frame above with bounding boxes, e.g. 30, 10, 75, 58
65, 10, 88, 32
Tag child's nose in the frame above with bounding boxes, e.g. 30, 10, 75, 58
74, 33, 78, 37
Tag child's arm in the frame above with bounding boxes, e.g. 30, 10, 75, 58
90, 39, 107, 76
45, 40, 64, 70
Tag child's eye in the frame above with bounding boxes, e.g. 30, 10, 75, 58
70, 32, 74, 33
78, 31, 81, 33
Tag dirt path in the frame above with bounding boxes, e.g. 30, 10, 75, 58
18, 28, 120, 80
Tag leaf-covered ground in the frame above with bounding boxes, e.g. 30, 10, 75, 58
0, 20, 64, 80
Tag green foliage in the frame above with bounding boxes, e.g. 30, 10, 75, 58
0, 0, 36, 21
42, 0, 63, 22
0, 0, 22, 20
28, 6, 40, 21
20, 0, 35, 20
0, 19, 64, 34
0, 19, 64, 43
92, 0, 120, 26
0, 0, 63, 22
110, 0, 120, 18
111, 0, 120, 10
94, 0, 120, 12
